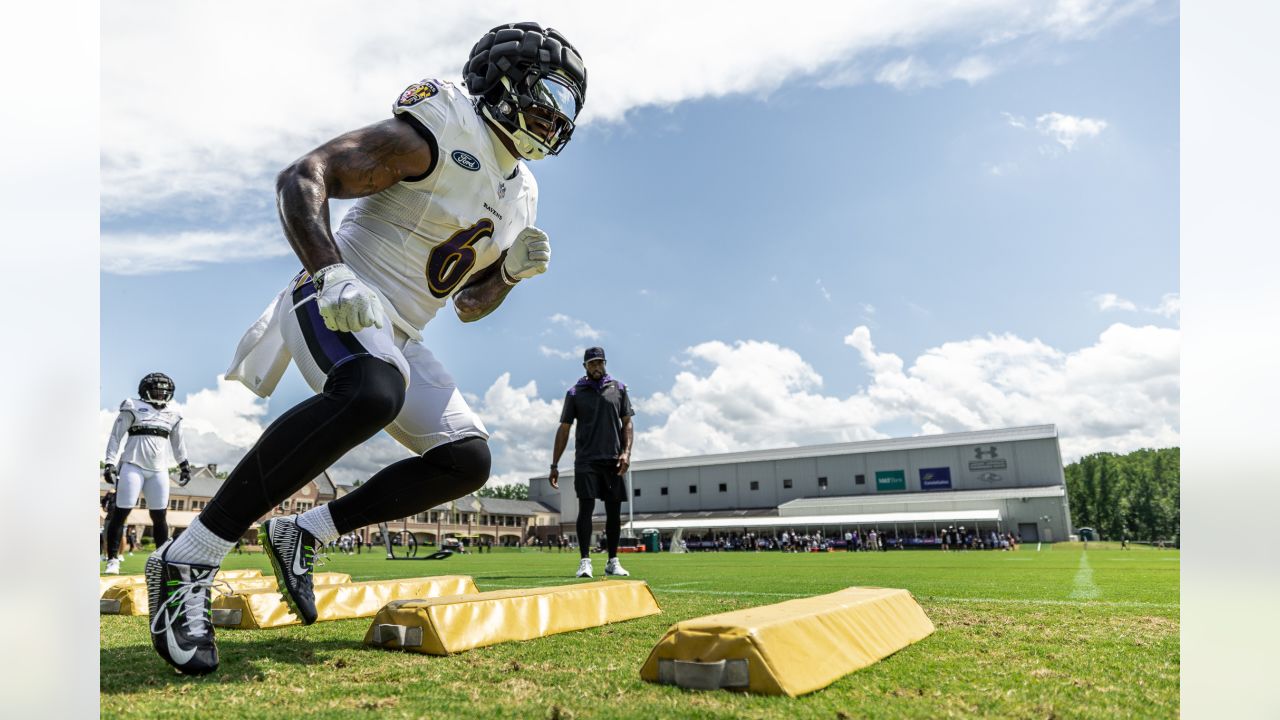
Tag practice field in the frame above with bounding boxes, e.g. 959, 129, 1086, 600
99, 544, 1178, 719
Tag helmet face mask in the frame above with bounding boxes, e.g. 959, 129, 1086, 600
491, 72, 581, 159
464, 23, 587, 161
138, 372, 175, 407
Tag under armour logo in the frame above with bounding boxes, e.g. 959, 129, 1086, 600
973, 446, 999, 459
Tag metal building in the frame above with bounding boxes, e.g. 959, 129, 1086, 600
528, 424, 1073, 546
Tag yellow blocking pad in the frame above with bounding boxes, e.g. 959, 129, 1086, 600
212, 576, 478, 629
640, 587, 934, 697
99, 568, 261, 598
99, 571, 350, 615
100, 575, 144, 597
365, 580, 662, 655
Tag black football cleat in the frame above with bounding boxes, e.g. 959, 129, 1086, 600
261, 516, 319, 625
146, 540, 220, 675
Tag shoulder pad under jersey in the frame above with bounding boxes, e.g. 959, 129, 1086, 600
119, 398, 136, 413
391, 78, 469, 139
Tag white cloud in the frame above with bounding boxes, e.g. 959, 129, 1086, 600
1094, 292, 1138, 312
539, 345, 578, 360
472, 373, 566, 483
628, 322, 1177, 465
841, 323, 1178, 461
1094, 291, 1180, 318
634, 340, 886, 459
549, 313, 602, 340
101, 226, 289, 275
1150, 292, 1180, 317
816, 279, 832, 302
1035, 111, 1108, 150
875, 56, 938, 90
952, 55, 997, 84
102, 1, 1155, 254
1001, 111, 1028, 129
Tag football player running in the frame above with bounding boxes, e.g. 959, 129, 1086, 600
102, 373, 192, 575
146, 22, 587, 675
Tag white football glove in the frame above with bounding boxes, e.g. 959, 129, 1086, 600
313, 263, 384, 333
501, 226, 551, 284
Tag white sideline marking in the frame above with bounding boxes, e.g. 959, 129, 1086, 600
1069, 552, 1101, 600
475, 582, 1176, 609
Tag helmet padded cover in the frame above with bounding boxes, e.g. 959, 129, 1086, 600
463, 22, 586, 107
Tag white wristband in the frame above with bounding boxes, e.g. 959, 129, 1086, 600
500, 264, 520, 286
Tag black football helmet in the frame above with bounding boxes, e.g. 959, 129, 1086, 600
139, 372, 175, 407
463, 22, 586, 160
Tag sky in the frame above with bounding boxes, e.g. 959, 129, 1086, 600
99, 0, 1180, 487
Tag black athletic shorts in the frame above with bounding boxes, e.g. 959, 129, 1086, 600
574, 461, 627, 502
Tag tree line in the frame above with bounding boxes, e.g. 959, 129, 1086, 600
1064, 447, 1179, 541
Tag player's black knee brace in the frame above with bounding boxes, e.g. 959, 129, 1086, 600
421, 436, 491, 496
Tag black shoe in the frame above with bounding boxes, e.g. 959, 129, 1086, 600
261, 516, 318, 625
146, 540, 220, 675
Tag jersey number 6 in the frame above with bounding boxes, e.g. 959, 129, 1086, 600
425, 218, 495, 298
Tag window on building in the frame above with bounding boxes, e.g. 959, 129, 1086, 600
634, 488, 641, 497
660, 487, 668, 496
855, 474, 866, 485
783, 478, 793, 489
689, 485, 697, 494
749, 481, 760, 491
818, 476, 828, 489
718, 483, 728, 492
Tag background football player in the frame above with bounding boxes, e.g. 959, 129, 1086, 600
101, 372, 192, 575
146, 22, 587, 675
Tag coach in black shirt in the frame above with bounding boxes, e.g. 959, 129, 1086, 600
550, 346, 634, 579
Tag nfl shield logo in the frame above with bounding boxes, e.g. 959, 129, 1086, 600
497, 182, 506, 199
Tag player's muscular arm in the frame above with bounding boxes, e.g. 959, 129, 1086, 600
453, 254, 517, 323
276, 117, 433, 275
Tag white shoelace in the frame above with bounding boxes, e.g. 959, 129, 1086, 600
150, 574, 232, 639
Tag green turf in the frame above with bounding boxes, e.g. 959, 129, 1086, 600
99, 545, 1178, 719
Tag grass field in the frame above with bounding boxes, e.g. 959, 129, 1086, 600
99, 543, 1178, 719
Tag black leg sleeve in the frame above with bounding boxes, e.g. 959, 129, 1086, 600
604, 499, 622, 558
149, 509, 169, 547
198, 356, 406, 542
105, 506, 131, 560
577, 496, 595, 559
327, 437, 491, 533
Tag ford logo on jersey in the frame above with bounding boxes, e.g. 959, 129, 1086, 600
451, 150, 481, 171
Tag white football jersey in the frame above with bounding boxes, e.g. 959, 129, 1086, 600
336, 78, 539, 332
104, 398, 188, 472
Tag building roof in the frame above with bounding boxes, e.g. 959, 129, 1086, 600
778, 485, 1066, 514
535, 425, 1058, 478
477, 497, 558, 515
425, 494, 557, 516
631, 509, 1002, 531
